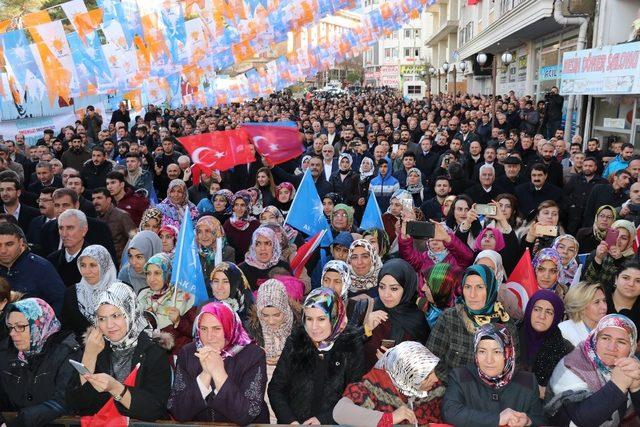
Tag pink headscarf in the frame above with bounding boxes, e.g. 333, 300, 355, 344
473, 227, 506, 252
193, 302, 252, 358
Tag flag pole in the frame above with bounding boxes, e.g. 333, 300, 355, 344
173, 212, 187, 307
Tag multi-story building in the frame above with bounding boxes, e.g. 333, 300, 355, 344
362, 0, 433, 98
424, 0, 462, 94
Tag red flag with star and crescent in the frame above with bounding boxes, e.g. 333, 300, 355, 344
239, 121, 304, 166
178, 129, 256, 174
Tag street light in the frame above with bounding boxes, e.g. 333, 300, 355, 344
442, 61, 450, 94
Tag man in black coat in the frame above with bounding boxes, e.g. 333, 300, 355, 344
27, 161, 63, 195
545, 86, 564, 138
514, 163, 564, 218
529, 141, 564, 188
39, 188, 117, 264
495, 156, 526, 195
80, 146, 113, 190
0, 177, 40, 235
420, 176, 451, 221
472, 146, 505, 182
414, 137, 439, 185
465, 164, 503, 205
26, 186, 56, 255
47, 208, 88, 287
564, 157, 608, 234
110, 102, 131, 130
271, 155, 332, 198
582, 169, 632, 228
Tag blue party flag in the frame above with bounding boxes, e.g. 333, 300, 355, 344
360, 190, 384, 230
171, 211, 208, 305
285, 170, 333, 247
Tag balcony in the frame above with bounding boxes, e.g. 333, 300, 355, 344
425, 19, 459, 45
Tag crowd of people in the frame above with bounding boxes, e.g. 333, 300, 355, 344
0, 87, 637, 426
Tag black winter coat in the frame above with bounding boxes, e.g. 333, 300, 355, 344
268, 326, 365, 424
0, 330, 81, 427
66, 333, 171, 421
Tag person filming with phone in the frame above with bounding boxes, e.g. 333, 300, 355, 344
584, 219, 637, 289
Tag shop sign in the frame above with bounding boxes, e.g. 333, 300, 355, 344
560, 41, 640, 95
400, 64, 426, 75
540, 65, 560, 81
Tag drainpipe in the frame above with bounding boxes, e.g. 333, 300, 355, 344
553, 0, 589, 141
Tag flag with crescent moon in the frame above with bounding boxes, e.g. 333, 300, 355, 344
178, 129, 256, 175
240, 121, 304, 166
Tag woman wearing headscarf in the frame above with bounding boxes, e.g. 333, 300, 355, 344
0, 298, 81, 427
559, 282, 608, 346
362, 227, 391, 261
348, 239, 383, 298
156, 179, 199, 229
552, 234, 580, 287
158, 224, 178, 254
334, 341, 445, 426
268, 287, 365, 425
259, 206, 302, 256
532, 247, 568, 300
295, 155, 311, 176
137, 253, 197, 355
195, 215, 235, 280
442, 324, 547, 427
406, 167, 427, 207
239, 226, 292, 291
383, 189, 413, 244
519, 290, 573, 396
246, 187, 264, 217
196, 189, 233, 223
329, 153, 360, 207
62, 245, 117, 341
363, 259, 430, 371
322, 192, 343, 220
418, 263, 459, 328
117, 231, 163, 293
474, 250, 523, 319
322, 260, 370, 327
330, 203, 355, 234
273, 182, 295, 216
205, 262, 255, 323
546, 314, 640, 427
427, 265, 516, 386
66, 282, 171, 422
168, 301, 269, 423
138, 207, 163, 234
585, 219, 637, 290
222, 190, 260, 263
576, 204, 617, 254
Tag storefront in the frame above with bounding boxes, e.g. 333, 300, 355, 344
560, 41, 640, 149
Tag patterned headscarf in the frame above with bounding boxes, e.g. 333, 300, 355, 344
212, 189, 234, 214
193, 301, 252, 358
593, 205, 616, 241
523, 290, 565, 363
612, 219, 637, 258
421, 263, 459, 309
144, 252, 173, 287
275, 182, 295, 202
196, 215, 225, 266
362, 228, 391, 258
552, 234, 580, 286
348, 239, 383, 292
76, 245, 117, 322
474, 323, 516, 389
96, 281, 150, 351
260, 206, 299, 243
582, 314, 637, 378
139, 207, 163, 232
7, 298, 61, 362
406, 168, 424, 194
386, 189, 413, 215
331, 203, 355, 230
473, 250, 507, 284
209, 262, 253, 315
256, 279, 294, 360
247, 187, 264, 216
375, 341, 440, 399
303, 287, 347, 352
229, 190, 253, 230
244, 226, 282, 269
321, 260, 352, 303
473, 227, 506, 252
158, 179, 199, 228
532, 248, 563, 289
359, 157, 375, 179
459, 265, 510, 327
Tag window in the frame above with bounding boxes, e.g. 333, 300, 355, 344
414, 29, 421, 39
404, 47, 412, 57
384, 48, 398, 59
407, 85, 421, 94
404, 29, 413, 38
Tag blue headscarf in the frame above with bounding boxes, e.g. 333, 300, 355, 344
458, 264, 509, 327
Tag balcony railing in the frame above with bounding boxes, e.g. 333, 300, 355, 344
499, 0, 528, 16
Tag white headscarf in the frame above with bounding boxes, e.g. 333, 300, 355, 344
76, 245, 117, 322
473, 249, 507, 284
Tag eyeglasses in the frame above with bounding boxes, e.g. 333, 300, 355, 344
96, 312, 125, 323
7, 323, 28, 333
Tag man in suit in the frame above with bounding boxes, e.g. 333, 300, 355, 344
27, 161, 63, 195
0, 177, 40, 235
47, 208, 88, 287
39, 188, 117, 264
26, 186, 56, 255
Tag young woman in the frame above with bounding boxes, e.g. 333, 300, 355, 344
273, 182, 295, 216
138, 208, 163, 234
444, 195, 482, 247
520, 200, 563, 257
552, 234, 580, 287
197, 189, 233, 223
427, 265, 516, 385
606, 261, 640, 332
67, 282, 171, 422
255, 167, 276, 207
0, 298, 81, 426
222, 191, 260, 264
334, 341, 445, 426
547, 314, 640, 427
238, 226, 292, 291
363, 259, 429, 371
321, 260, 370, 327
585, 219, 637, 290
195, 216, 235, 280
205, 262, 255, 323
158, 225, 177, 254
443, 324, 547, 427
137, 253, 197, 355
118, 231, 163, 293
347, 239, 383, 298
532, 248, 568, 300
168, 301, 269, 424
62, 245, 117, 341
361, 228, 391, 261
268, 287, 364, 424
559, 282, 608, 346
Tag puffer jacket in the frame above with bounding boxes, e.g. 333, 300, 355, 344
0, 330, 81, 427
268, 326, 365, 424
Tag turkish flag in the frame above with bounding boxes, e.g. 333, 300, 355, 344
178, 129, 256, 173
468, 0, 481, 4
290, 230, 326, 277
506, 248, 538, 311
239, 122, 304, 166
81, 364, 140, 427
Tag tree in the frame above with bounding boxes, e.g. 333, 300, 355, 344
0, 0, 46, 21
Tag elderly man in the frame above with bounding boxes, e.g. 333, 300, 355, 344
47, 209, 88, 287
465, 164, 503, 205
